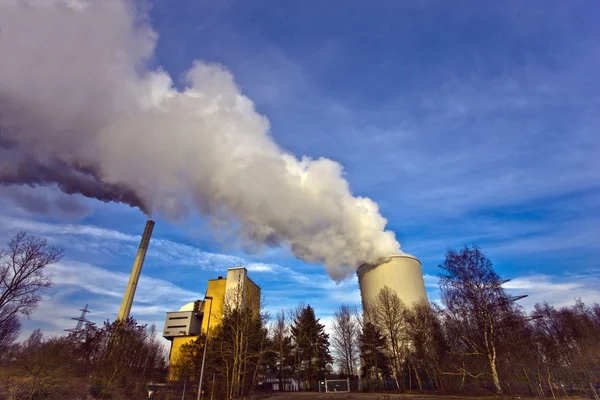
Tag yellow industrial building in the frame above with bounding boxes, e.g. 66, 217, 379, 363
162, 267, 260, 369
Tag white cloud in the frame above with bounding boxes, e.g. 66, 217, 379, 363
503, 276, 581, 292
423, 274, 439, 288
0, 215, 353, 335
0, 215, 137, 242
245, 263, 279, 273
18, 260, 202, 344
0, 215, 357, 338
504, 272, 600, 310
48, 261, 202, 309
0, 215, 291, 273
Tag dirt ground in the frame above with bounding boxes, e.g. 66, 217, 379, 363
260, 392, 583, 400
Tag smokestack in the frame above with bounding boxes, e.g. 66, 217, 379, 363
117, 220, 155, 320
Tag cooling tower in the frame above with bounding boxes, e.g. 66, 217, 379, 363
117, 220, 155, 320
357, 255, 428, 311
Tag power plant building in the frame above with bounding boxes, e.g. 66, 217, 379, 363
357, 255, 428, 312
118, 220, 425, 376
162, 267, 260, 368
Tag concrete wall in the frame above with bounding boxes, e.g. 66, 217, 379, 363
202, 277, 227, 334
162, 310, 201, 338
245, 276, 261, 317
168, 336, 197, 371
225, 267, 247, 310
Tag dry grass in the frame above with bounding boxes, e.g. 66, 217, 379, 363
259, 392, 588, 400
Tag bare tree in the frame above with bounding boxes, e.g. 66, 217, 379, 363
0, 232, 62, 346
366, 286, 409, 390
439, 245, 524, 395
1, 319, 166, 399
214, 283, 269, 398
287, 302, 304, 384
405, 301, 448, 391
0, 313, 21, 363
530, 300, 600, 399
331, 304, 360, 376
271, 310, 292, 390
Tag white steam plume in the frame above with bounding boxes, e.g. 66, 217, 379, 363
0, 0, 401, 279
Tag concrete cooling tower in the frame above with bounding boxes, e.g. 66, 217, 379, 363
357, 255, 428, 310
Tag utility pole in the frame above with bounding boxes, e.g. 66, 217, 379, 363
197, 296, 213, 400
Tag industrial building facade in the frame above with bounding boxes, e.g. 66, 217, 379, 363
162, 266, 260, 368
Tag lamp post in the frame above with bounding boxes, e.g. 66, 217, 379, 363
197, 296, 213, 400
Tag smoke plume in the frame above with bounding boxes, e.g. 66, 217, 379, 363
0, 0, 401, 279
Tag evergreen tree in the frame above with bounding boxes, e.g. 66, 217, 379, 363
359, 322, 391, 380
290, 304, 333, 390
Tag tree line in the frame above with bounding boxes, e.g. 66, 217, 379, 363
172, 246, 599, 399
328, 246, 600, 399
1, 231, 598, 399
0, 319, 167, 399
0, 232, 167, 399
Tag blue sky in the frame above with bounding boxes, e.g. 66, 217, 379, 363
1, 0, 599, 340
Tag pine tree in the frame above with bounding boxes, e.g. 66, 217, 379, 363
359, 321, 391, 380
290, 305, 333, 390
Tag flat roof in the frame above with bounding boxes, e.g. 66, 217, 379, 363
206, 267, 259, 288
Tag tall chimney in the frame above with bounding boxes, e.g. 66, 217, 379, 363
117, 220, 155, 320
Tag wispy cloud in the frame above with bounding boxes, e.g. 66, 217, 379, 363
504, 272, 600, 310
0, 215, 359, 337
48, 261, 202, 308
0, 215, 136, 242
423, 274, 439, 288
0, 215, 290, 273
18, 259, 203, 342
7, 214, 597, 343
